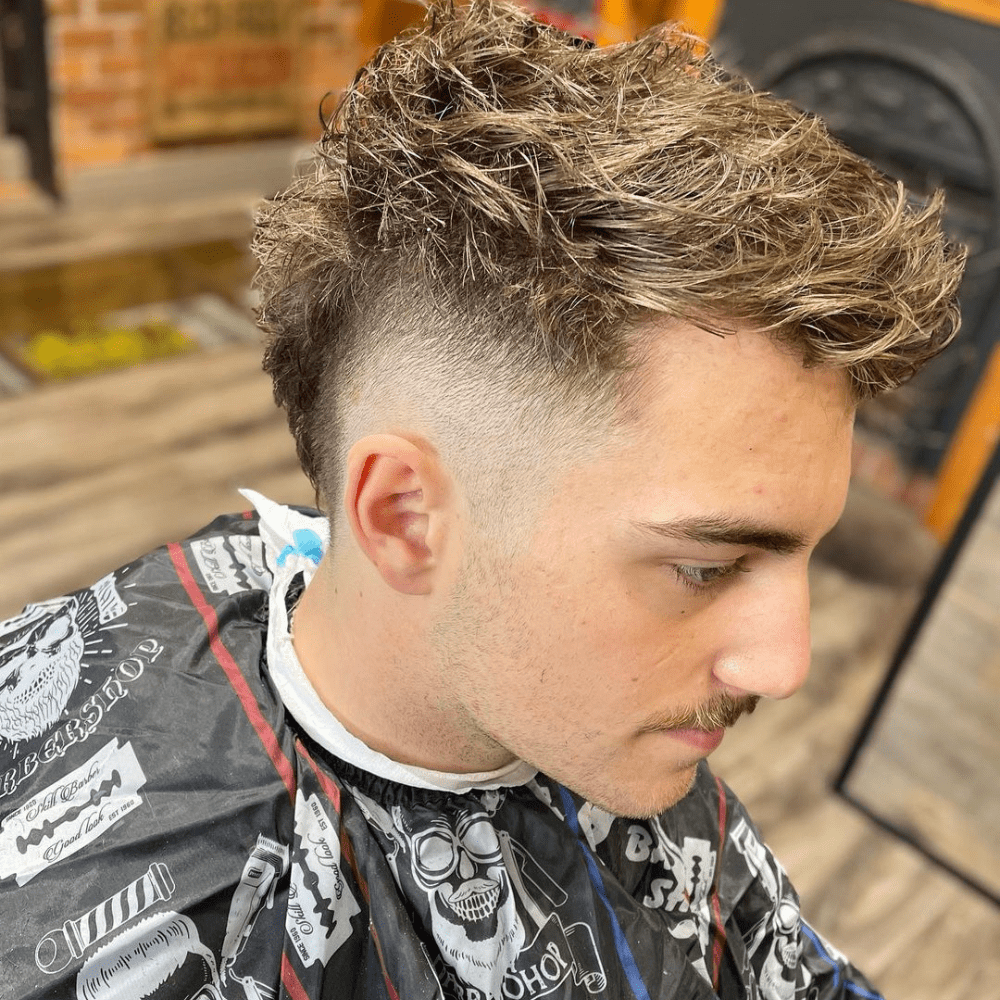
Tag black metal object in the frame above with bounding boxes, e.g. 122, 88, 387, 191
714, 0, 1000, 473
833, 437, 1000, 907
1, 0, 58, 199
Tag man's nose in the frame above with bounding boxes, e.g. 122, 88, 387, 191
711, 569, 812, 701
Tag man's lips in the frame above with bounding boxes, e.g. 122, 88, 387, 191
663, 727, 725, 752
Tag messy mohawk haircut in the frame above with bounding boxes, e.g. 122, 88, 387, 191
255, 0, 964, 505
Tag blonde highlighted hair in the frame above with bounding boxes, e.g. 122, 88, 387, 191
254, 0, 964, 507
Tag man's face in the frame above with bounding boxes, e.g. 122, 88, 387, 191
438, 320, 854, 818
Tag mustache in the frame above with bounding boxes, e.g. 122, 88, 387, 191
638, 692, 760, 734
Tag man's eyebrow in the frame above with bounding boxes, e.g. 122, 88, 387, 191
632, 516, 810, 555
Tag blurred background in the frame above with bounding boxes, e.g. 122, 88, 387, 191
1, 0, 999, 995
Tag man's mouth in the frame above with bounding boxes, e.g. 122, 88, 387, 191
664, 727, 725, 753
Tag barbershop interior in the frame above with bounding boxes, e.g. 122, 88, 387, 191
1, 0, 999, 994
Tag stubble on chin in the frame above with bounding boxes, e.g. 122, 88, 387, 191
607, 765, 701, 820
548, 750, 702, 821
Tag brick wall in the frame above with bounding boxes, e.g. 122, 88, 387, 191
47, 0, 152, 170
36, 0, 364, 181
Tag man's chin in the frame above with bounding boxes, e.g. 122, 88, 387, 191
573, 762, 701, 820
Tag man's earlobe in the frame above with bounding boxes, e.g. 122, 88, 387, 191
345, 436, 445, 595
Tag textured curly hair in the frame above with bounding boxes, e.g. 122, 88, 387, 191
254, 0, 964, 512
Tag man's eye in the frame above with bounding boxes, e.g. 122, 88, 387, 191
672, 560, 748, 593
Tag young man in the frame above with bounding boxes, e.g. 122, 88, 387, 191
0, 2, 963, 997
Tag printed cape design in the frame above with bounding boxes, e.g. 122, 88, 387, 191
0, 501, 882, 1000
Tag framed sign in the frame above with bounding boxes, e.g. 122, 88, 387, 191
148, 0, 302, 143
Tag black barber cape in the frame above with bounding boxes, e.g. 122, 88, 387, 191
0, 494, 883, 1000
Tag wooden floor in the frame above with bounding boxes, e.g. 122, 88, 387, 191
2, 344, 998, 998
844, 468, 1000, 902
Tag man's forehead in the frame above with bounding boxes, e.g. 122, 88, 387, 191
536, 317, 859, 546
624, 316, 855, 419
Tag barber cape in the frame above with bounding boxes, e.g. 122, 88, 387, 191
0, 494, 882, 1000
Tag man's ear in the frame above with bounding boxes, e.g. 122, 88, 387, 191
344, 434, 452, 595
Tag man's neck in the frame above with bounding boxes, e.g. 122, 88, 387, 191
290, 555, 517, 774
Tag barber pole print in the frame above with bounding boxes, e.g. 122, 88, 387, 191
75, 911, 220, 1000
34, 862, 175, 975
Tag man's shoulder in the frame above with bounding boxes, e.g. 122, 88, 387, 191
0, 510, 305, 977
0, 507, 284, 813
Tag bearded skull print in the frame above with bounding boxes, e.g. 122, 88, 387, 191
392, 803, 525, 1000
0, 598, 83, 744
